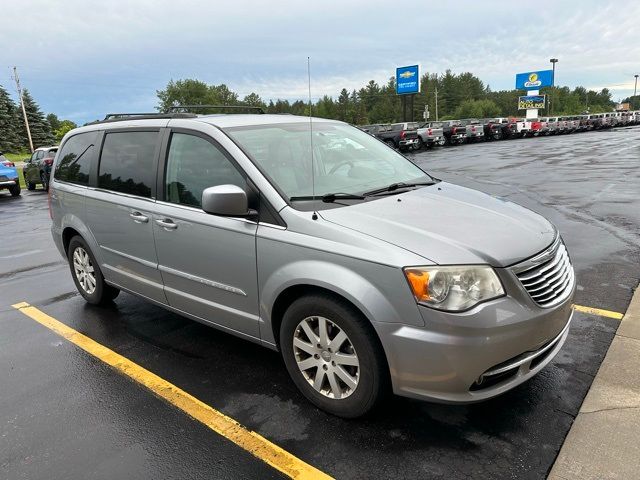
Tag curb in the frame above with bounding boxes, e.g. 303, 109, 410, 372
548, 285, 640, 479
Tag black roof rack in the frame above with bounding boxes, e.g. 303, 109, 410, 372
87, 112, 198, 125
168, 105, 265, 114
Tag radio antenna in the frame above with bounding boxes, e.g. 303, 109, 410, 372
307, 56, 317, 219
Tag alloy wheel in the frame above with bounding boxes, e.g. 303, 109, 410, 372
293, 316, 360, 399
73, 247, 96, 294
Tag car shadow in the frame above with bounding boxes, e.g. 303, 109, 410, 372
57, 291, 590, 480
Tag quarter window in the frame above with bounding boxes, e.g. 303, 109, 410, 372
165, 133, 245, 208
54, 131, 99, 185
98, 131, 158, 198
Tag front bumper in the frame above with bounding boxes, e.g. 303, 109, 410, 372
375, 271, 575, 403
399, 139, 419, 148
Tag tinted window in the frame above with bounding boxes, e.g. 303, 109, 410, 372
98, 131, 158, 198
54, 131, 99, 185
165, 133, 244, 208
45, 148, 57, 158
36, 151, 44, 160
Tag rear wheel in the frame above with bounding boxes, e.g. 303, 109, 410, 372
280, 294, 388, 418
68, 236, 120, 305
385, 139, 395, 149
414, 138, 423, 150
40, 172, 49, 192
9, 184, 20, 197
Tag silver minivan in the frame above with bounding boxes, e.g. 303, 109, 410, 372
50, 112, 575, 417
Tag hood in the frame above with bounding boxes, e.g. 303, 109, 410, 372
319, 182, 556, 267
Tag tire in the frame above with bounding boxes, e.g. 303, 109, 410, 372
385, 139, 395, 149
40, 172, 49, 192
9, 184, 20, 197
414, 138, 423, 150
67, 236, 120, 305
27, 180, 36, 190
280, 293, 388, 418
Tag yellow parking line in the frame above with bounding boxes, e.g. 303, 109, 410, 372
572, 304, 624, 320
11, 302, 332, 480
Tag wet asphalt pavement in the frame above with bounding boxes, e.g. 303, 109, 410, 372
1, 127, 639, 479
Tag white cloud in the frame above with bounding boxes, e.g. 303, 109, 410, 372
1, 0, 638, 122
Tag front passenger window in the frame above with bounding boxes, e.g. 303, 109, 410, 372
165, 133, 245, 208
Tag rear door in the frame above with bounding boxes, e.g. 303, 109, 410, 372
85, 129, 166, 303
152, 127, 260, 338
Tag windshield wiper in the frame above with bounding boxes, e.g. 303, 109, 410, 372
362, 181, 437, 197
289, 193, 366, 203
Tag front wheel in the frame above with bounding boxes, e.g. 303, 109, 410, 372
68, 236, 120, 305
280, 294, 388, 418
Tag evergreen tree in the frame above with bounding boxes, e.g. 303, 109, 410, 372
47, 113, 61, 131
0, 85, 20, 153
15, 90, 55, 149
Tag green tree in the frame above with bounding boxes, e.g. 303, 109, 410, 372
156, 79, 214, 112
15, 90, 55, 150
0, 85, 20, 153
47, 113, 61, 131
337, 88, 350, 121
54, 120, 78, 143
454, 99, 500, 119
242, 92, 266, 110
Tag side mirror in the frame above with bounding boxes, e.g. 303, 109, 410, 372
201, 184, 257, 218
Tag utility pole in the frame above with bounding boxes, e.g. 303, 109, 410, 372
549, 58, 558, 115
12, 66, 34, 153
634, 74, 638, 97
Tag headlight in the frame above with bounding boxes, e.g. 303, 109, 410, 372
404, 266, 504, 311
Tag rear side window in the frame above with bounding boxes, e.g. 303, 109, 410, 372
165, 132, 244, 208
98, 131, 158, 198
54, 132, 99, 185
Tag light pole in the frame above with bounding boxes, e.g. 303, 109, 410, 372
634, 74, 638, 98
549, 58, 558, 115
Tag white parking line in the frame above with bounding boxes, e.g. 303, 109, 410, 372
0, 250, 43, 259
608, 144, 640, 156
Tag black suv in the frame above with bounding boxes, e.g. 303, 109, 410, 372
24, 146, 58, 191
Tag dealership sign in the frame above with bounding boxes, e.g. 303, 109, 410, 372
518, 95, 546, 110
396, 65, 420, 95
515, 70, 554, 90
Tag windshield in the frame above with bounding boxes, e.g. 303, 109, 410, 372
225, 121, 431, 202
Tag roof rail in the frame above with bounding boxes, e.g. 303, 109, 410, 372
168, 105, 265, 114
87, 112, 198, 125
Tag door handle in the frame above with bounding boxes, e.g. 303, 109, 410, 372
155, 218, 178, 230
129, 212, 149, 223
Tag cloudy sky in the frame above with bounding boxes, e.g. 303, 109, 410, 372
1, 1, 638, 124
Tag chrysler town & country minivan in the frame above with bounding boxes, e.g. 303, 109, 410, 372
50, 112, 575, 417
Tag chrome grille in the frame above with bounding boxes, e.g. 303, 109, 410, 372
512, 237, 575, 307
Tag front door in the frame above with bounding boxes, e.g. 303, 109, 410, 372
152, 130, 260, 338
24, 150, 43, 184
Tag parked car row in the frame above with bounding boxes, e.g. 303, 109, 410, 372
360, 110, 640, 150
